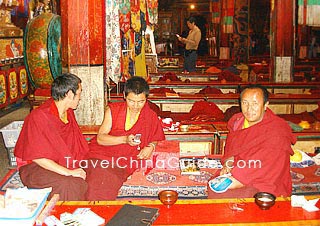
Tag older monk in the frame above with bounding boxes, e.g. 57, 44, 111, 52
208, 84, 296, 198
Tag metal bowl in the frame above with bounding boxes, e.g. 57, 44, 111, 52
254, 192, 276, 210
158, 190, 178, 208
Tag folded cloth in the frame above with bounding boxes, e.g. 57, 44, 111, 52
188, 101, 224, 121
290, 150, 315, 168
205, 66, 221, 73
312, 153, 320, 165
198, 86, 223, 95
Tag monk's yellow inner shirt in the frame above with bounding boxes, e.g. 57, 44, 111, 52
125, 111, 140, 130
243, 119, 249, 129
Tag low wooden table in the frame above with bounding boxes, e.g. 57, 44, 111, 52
51, 197, 320, 225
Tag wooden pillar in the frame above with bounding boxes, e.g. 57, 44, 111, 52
60, 0, 105, 125
270, 0, 295, 82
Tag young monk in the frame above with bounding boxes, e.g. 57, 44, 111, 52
15, 73, 89, 200
86, 76, 165, 200
208, 84, 296, 198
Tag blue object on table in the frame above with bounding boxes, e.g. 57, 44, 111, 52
209, 175, 233, 193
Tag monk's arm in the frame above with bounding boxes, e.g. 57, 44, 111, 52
97, 106, 136, 146
228, 176, 244, 189
137, 142, 158, 159
220, 156, 244, 189
220, 156, 234, 175
33, 158, 86, 179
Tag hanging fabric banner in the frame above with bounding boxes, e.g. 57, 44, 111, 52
134, 0, 147, 78
221, 0, 234, 33
298, 0, 320, 26
140, 0, 147, 32
306, 0, 320, 26
119, 0, 131, 33
211, 0, 221, 24
298, 0, 307, 25
120, 0, 132, 81
131, 0, 141, 32
146, 0, 158, 25
105, 0, 122, 84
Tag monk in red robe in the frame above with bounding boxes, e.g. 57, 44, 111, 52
15, 73, 89, 201
208, 84, 296, 198
86, 76, 165, 200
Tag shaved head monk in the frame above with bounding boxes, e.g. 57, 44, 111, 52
208, 84, 296, 198
86, 76, 165, 200
15, 73, 89, 201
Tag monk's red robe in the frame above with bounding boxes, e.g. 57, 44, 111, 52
86, 102, 165, 200
14, 98, 89, 200
209, 108, 296, 198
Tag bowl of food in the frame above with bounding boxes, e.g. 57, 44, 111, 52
254, 192, 276, 210
158, 190, 178, 208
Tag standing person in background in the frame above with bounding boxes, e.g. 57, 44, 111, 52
308, 32, 318, 59
177, 16, 201, 74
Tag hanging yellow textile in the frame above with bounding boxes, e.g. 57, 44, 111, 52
135, 38, 147, 78
131, 0, 141, 32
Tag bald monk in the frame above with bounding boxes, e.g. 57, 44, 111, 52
208, 84, 296, 198
15, 73, 89, 201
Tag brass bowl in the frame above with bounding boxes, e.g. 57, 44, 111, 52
254, 192, 276, 210
158, 190, 178, 208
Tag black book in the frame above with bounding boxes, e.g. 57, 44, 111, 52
106, 204, 159, 226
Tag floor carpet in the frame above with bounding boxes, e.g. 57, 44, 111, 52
1, 166, 320, 197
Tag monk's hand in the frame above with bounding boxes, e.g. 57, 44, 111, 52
137, 145, 154, 160
126, 134, 139, 146
220, 165, 232, 176
70, 168, 86, 180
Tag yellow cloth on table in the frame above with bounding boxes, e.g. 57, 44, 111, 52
290, 149, 303, 163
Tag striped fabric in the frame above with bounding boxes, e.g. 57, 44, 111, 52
221, 0, 234, 33
211, 0, 221, 24
105, 0, 121, 84
298, 0, 320, 26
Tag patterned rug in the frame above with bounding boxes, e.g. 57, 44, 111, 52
292, 182, 320, 196
1, 169, 320, 198
0, 170, 23, 193
0, 170, 207, 199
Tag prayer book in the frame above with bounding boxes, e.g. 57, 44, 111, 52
106, 204, 159, 226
